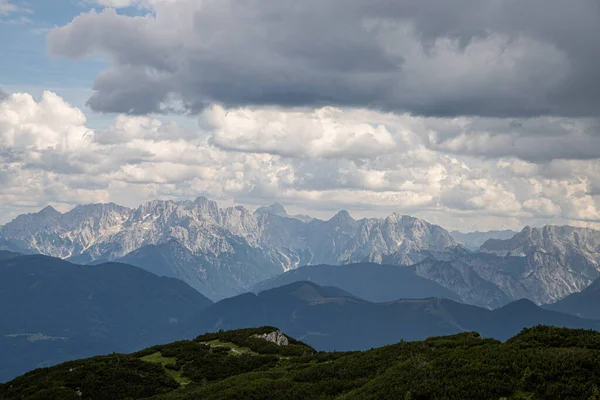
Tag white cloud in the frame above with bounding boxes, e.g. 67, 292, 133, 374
88, 0, 170, 8
0, 0, 17, 15
94, 114, 198, 144
2, 91, 600, 231
0, 0, 31, 23
93, 0, 140, 7
206, 105, 399, 160
0, 91, 90, 151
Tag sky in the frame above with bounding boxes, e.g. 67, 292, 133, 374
2, 0, 600, 231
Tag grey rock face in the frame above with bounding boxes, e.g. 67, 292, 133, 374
0, 198, 457, 300
411, 256, 513, 309
481, 225, 600, 257
0, 204, 132, 259
253, 330, 289, 346
257, 211, 458, 268
255, 203, 288, 217
409, 226, 600, 308
478, 225, 600, 303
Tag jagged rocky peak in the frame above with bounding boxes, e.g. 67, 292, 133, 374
193, 196, 221, 218
253, 330, 289, 346
61, 203, 132, 221
39, 205, 61, 217
538, 225, 600, 247
0, 203, 135, 259
329, 209, 355, 224
385, 213, 430, 233
132, 199, 173, 218
255, 202, 288, 217
0, 206, 62, 238
384, 212, 403, 223
68, 203, 128, 213
383, 213, 431, 230
129, 197, 219, 224
219, 205, 260, 238
55, 204, 132, 237
20, 205, 60, 220
480, 225, 600, 257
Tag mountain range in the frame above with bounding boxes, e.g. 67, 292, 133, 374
2, 197, 600, 306
0, 197, 457, 300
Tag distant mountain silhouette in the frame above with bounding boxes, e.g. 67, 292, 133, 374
450, 229, 517, 250
188, 281, 600, 352
252, 263, 460, 303
0, 250, 21, 261
0, 254, 212, 382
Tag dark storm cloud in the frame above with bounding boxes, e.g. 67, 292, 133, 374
420, 117, 600, 163
47, 0, 600, 118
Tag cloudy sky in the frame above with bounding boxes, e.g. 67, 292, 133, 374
2, 0, 600, 231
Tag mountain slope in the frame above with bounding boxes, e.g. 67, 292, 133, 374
188, 281, 600, 351
393, 236, 600, 307
5, 326, 600, 400
545, 276, 600, 319
252, 262, 460, 303
481, 225, 600, 258
479, 225, 600, 302
0, 254, 212, 382
411, 255, 513, 308
116, 239, 284, 301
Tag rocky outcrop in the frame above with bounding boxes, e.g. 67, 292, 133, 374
253, 331, 289, 346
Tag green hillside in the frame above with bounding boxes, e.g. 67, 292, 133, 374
3, 326, 600, 400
